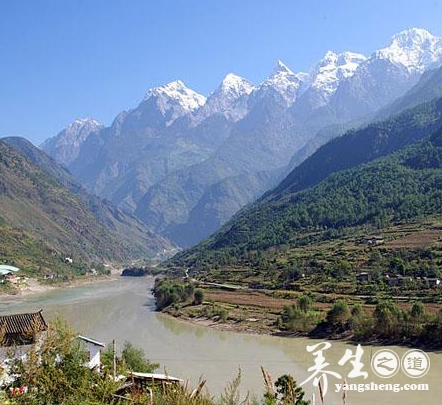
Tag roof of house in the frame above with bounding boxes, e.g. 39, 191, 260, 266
0, 265, 19, 273
77, 335, 105, 347
129, 372, 182, 383
0, 310, 47, 335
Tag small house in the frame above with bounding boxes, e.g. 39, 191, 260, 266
0, 265, 19, 284
77, 335, 105, 369
423, 277, 441, 287
113, 372, 183, 401
356, 272, 372, 282
0, 310, 47, 347
385, 274, 413, 286
129, 371, 182, 387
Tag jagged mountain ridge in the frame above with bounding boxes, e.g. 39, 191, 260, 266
41, 28, 442, 247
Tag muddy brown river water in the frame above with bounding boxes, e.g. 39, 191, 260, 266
1, 276, 441, 404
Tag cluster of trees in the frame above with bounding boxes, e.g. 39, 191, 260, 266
153, 278, 204, 310
277, 295, 320, 333
279, 297, 442, 348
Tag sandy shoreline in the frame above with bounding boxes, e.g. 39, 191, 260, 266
0, 274, 120, 304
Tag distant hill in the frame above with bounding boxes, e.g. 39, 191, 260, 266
0, 139, 176, 275
3, 137, 177, 260
169, 125, 442, 268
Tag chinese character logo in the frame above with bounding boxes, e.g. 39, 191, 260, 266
370, 349, 400, 378
401, 349, 430, 378
300, 342, 342, 397
300, 342, 368, 398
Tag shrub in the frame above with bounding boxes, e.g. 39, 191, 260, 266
326, 299, 350, 327
194, 289, 204, 305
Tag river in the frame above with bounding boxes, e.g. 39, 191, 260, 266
1, 276, 441, 404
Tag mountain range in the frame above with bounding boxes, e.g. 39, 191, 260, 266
41, 28, 442, 247
169, 93, 442, 268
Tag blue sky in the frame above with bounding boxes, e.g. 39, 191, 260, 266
1, 0, 441, 145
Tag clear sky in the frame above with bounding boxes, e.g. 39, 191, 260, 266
1, 0, 441, 145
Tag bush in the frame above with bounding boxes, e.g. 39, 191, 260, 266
121, 341, 158, 373
326, 299, 350, 327
194, 289, 204, 305
153, 279, 197, 310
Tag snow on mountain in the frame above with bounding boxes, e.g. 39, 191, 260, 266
319, 28, 442, 121
41, 118, 103, 166
192, 73, 255, 124
307, 51, 367, 105
218, 73, 255, 99
254, 60, 305, 106
374, 28, 442, 73
143, 80, 206, 126
68, 118, 103, 135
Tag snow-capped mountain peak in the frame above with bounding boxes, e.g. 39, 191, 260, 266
307, 50, 367, 105
256, 60, 304, 106
143, 80, 206, 111
192, 74, 255, 124
143, 80, 207, 126
374, 28, 442, 73
273, 60, 294, 75
69, 118, 102, 131
218, 73, 255, 97
40, 117, 103, 166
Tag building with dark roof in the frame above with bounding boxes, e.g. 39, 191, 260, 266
0, 310, 47, 346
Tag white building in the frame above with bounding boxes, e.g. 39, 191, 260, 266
77, 335, 105, 370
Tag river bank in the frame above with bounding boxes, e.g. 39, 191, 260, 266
155, 280, 442, 351
0, 274, 120, 304
2, 275, 441, 404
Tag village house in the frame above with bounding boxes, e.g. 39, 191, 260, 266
355, 272, 372, 282
384, 274, 414, 286
357, 236, 385, 245
77, 335, 105, 370
0, 265, 20, 284
0, 310, 47, 347
423, 277, 441, 287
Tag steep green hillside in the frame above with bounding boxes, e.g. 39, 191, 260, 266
169, 128, 442, 268
2, 137, 176, 262
0, 140, 173, 276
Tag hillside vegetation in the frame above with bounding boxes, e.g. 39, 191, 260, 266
0, 140, 173, 277
272, 96, 442, 197
168, 126, 442, 269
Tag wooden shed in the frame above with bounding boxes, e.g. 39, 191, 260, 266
0, 310, 47, 346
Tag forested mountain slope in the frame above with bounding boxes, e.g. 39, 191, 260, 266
169, 127, 442, 267
3, 136, 176, 261
270, 97, 442, 197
